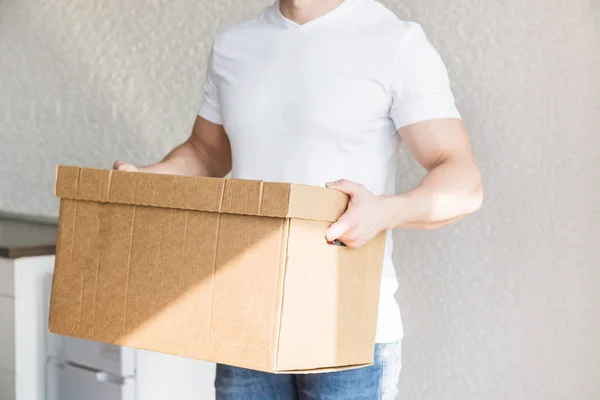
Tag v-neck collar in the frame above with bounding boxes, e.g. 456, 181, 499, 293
267, 0, 360, 30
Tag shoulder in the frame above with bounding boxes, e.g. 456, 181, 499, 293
212, 7, 275, 53
354, 0, 427, 44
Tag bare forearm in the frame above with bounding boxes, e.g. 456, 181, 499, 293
138, 141, 210, 176
117, 117, 232, 178
385, 158, 483, 229
139, 139, 230, 178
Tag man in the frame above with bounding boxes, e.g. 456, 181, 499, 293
114, 0, 483, 398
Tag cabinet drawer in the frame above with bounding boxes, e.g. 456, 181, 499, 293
0, 297, 15, 372
0, 370, 15, 400
0, 258, 14, 297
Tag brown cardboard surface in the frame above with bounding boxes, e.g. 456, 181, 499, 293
49, 165, 386, 373
274, 219, 386, 371
54, 166, 349, 222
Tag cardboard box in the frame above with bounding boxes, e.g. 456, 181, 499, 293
49, 165, 386, 373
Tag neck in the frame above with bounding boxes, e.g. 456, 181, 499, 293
279, 0, 345, 25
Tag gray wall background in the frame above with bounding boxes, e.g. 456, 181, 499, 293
1, 0, 599, 399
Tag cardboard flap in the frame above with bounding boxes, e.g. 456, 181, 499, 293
54, 166, 348, 222
275, 362, 373, 374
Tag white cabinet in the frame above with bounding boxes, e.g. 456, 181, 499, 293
3, 255, 56, 400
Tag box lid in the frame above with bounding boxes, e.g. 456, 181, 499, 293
54, 166, 348, 222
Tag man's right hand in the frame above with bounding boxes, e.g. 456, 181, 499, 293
113, 160, 139, 172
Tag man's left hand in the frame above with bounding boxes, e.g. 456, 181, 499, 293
325, 179, 392, 249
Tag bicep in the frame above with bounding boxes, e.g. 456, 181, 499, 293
188, 116, 231, 175
193, 43, 230, 160
190, 116, 229, 148
389, 25, 473, 170
399, 118, 475, 171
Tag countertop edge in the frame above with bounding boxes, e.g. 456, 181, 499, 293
0, 212, 58, 260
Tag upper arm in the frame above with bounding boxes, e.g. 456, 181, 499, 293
192, 44, 231, 176
388, 24, 472, 169
187, 116, 231, 178
399, 118, 475, 171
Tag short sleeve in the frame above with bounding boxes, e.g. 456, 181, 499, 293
198, 46, 223, 125
389, 24, 461, 130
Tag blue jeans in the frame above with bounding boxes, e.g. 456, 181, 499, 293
215, 342, 402, 399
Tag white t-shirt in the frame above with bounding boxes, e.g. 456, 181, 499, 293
199, 0, 461, 343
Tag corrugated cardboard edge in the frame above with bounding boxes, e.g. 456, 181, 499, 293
272, 218, 291, 371
274, 362, 373, 374
55, 165, 347, 223
205, 181, 226, 358
362, 238, 373, 347
363, 231, 387, 348
47, 198, 68, 334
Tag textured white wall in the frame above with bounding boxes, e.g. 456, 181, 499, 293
0, 0, 272, 215
1, 0, 599, 399
393, 1, 600, 399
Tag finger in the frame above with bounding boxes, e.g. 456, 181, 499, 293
326, 179, 365, 197
338, 237, 364, 249
336, 237, 355, 248
325, 217, 352, 242
113, 160, 124, 170
113, 161, 137, 172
